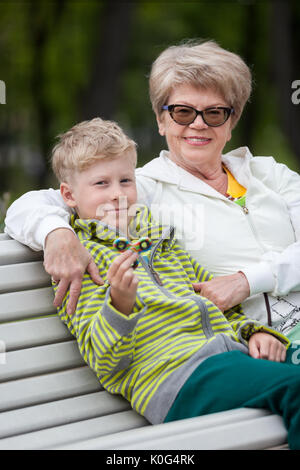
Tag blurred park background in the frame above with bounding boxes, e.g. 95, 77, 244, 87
1, 0, 300, 230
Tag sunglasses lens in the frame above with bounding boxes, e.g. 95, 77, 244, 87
171, 106, 196, 125
170, 106, 231, 126
202, 108, 229, 126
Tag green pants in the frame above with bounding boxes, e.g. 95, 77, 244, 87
164, 349, 300, 450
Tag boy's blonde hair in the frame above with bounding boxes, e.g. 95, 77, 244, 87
149, 39, 252, 129
51, 117, 137, 182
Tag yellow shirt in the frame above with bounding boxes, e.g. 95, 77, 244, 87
223, 165, 247, 199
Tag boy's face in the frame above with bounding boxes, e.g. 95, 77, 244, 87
61, 153, 137, 231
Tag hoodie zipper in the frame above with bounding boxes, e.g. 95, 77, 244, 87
239, 201, 267, 254
141, 226, 173, 287
238, 200, 273, 325
139, 226, 214, 338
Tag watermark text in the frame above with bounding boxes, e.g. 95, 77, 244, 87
291, 80, 300, 105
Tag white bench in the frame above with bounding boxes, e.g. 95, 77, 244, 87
0, 232, 289, 450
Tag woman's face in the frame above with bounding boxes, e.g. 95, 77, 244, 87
157, 84, 233, 176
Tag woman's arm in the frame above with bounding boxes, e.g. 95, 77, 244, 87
5, 188, 72, 250
5, 189, 103, 314
242, 159, 300, 297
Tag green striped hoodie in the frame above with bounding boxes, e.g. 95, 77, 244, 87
55, 206, 289, 424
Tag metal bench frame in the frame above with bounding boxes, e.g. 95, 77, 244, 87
0, 233, 288, 450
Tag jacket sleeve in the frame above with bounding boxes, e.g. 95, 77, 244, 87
55, 245, 145, 377
4, 189, 73, 251
241, 158, 300, 297
224, 304, 290, 348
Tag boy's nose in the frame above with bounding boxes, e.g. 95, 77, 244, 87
111, 185, 127, 202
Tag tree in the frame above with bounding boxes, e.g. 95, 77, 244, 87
81, 2, 136, 120
270, 0, 300, 164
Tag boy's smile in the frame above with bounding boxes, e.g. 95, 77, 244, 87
61, 153, 137, 232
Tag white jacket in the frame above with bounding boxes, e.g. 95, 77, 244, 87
5, 146, 300, 326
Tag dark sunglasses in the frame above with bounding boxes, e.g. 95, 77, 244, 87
161, 104, 234, 127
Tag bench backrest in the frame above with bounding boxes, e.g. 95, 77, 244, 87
0, 233, 147, 449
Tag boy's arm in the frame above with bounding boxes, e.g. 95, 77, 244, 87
56, 245, 145, 376
224, 303, 290, 350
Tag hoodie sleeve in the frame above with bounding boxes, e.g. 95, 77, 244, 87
55, 242, 146, 376
241, 158, 300, 297
224, 304, 290, 348
136, 174, 159, 207
4, 189, 73, 250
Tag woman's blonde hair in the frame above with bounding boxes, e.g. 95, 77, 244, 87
149, 40, 252, 128
51, 117, 137, 182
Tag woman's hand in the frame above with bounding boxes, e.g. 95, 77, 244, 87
107, 249, 139, 316
248, 332, 286, 362
44, 228, 104, 315
192, 272, 250, 311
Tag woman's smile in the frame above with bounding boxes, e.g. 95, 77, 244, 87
183, 136, 212, 146
157, 84, 232, 176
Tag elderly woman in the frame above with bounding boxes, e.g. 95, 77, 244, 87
5, 40, 300, 341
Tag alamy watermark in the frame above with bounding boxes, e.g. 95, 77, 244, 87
95, 200, 205, 250
0, 80, 6, 104
291, 80, 300, 105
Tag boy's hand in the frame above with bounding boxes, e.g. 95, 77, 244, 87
248, 332, 286, 362
107, 249, 139, 316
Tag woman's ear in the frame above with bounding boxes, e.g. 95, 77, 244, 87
60, 182, 77, 209
226, 127, 232, 143
156, 113, 166, 137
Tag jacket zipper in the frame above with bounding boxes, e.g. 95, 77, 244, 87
239, 201, 272, 325
237, 199, 267, 254
139, 226, 214, 338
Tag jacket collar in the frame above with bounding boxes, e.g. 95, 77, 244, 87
71, 205, 176, 250
136, 147, 253, 198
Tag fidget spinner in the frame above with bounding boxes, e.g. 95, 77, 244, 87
113, 237, 152, 268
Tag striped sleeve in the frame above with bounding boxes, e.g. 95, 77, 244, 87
224, 304, 290, 347
76, 288, 146, 375
54, 242, 146, 376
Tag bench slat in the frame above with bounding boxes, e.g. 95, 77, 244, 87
0, 410, 148, 450
0, 366, 102, 412
0, 391, 132, 440
0, 341, 85, 382
0, 316, 73, 352
112, 414, 287, 451
54, 408, 287, 451
0, 240, 42, 265
0, 287, 55, 322
0, 233, 11, 241
0, 261, 51, 293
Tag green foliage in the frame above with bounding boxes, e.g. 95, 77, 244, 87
0, 0, 299, 226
